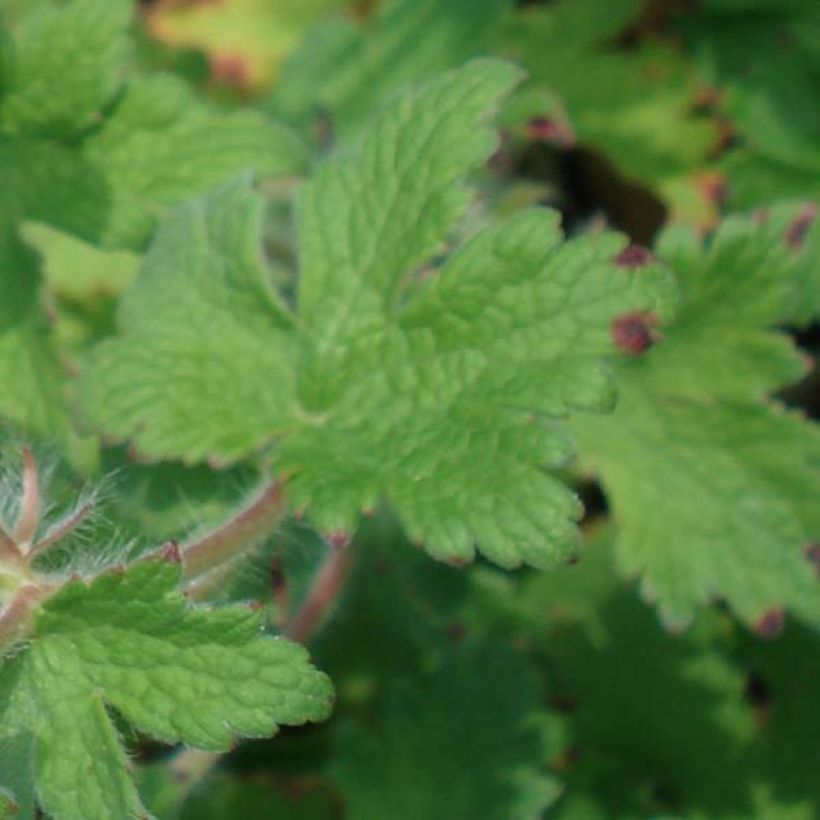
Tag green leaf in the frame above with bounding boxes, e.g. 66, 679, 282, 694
81, 73, 308, 249
0, 733, 35, 820
80, 60, 674, 569
571, 207, 820, 628
275, 0, 513, 139
78, 174, 297, 463
685, 2, 820, 207
148, 0, 346, 91
0, 0, 132, 139
332, 645, 561, 820
0, 558, 333, 820
0, 230, 77, 447
538, 552, 758, 817
502, 0, 717, 187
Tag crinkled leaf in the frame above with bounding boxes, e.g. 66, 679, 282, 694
78, 174, 296, 463
0, 0, 132, 139
0, 558, 332, 820
571, 206, 820, 627
82, 74, 308, 249
81, 60, 674, 569
332, 645, 561, 820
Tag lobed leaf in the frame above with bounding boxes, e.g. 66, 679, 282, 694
571, 205, 820, 628
0, 558, 333, 820
81, 60, 675, 570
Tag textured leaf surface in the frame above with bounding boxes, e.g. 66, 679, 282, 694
81, 61, 674, 569
0, 0, 132, 138
571, 207, 820, 627
0, 559, 333, 820
82, 74, 308, 248
333, 646, 561, 820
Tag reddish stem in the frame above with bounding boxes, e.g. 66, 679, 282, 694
283, 544, 354, 643
182, 481, 285, 583
14, 448, 40, 547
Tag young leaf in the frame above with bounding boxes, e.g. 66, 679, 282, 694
571, 206, 820, 628
0, 558, 333, 820
332, 645, 561, 820
80, 60, 674, 570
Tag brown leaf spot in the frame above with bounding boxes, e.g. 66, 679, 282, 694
324, 531, 351, 550
785, 204, 817, 250
614, 244, 654, 268
804, 542, 820, 578
526, 116, 575, 149
611, 312, 660, 355
753, 607, 785, 639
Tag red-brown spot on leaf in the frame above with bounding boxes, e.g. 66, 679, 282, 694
696, 171, 728, 207
324, 531, 351, 550
753, 607, 785, 639
615, 244, 654, 268
526, 116, 575, 149
804, 542, 820, 578
210, 51, 253, 93
611, 312, 660, 355
785, 204, 817, 249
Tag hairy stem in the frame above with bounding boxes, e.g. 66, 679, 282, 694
0, 524, 20, 564
0, 584, 48, 653
283, 543, 355, 643
14, 448, 40, 548
181, 481, 285, 584
29, 499, 95, 560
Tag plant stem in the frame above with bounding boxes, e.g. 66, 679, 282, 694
0, 524, 20, 565
0, 584, 47, 653
181, 481, 285, 584
283, 543, 355, 643
14, 448, 40, 548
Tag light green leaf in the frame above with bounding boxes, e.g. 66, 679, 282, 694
332, 645, 561, 820
80, 60, 675, 569
0, 0, 132, 139
82, 73, 308, 249
78, 174, 296, 464
0, 557, 333, 820
571, 207, 820, 628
